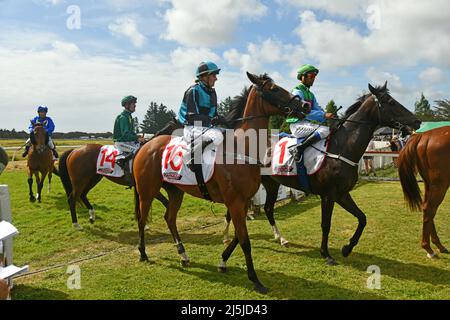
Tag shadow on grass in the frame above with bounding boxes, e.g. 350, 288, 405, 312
162, 259, 384, 300
253, 241, 450, 287
12, 285, 69, 300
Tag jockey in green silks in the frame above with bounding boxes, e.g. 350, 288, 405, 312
288, 64, 334, 161
113, 95, 143, 184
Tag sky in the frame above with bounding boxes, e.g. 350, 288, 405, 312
0, 0, 449, 132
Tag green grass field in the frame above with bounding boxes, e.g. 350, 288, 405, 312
0, 167, 449, 300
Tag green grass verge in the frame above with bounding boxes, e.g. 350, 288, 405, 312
0, 169, 448, 300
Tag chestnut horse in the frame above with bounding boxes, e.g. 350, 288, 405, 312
58, 145, 168, 229
133, 72, 306, 293
27, 123, 55, 203
398, 126, 450, 258
225, 82, 422, 265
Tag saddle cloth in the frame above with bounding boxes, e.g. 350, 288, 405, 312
161, 136, 217, 185
96, 145, 128, 177
272, 136, 329, 176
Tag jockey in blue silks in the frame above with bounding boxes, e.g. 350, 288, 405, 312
177, 61, 227, 167
287, 64, 333, 161
23, 105, 58, 159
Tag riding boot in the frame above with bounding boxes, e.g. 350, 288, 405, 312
117, 157, 133, 186
22, 145, 31, 157
291, 133, 322, 162
187, 138, 213, 172
51, 148, 59, 159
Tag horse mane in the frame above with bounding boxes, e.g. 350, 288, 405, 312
225, 86, 251, 125
344, 85, 390, 117
224, 73, 272, 126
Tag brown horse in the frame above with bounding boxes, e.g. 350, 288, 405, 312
58, 144, 168, 230
27, 123, 55, 203
398, 126, 450, 258
133, 72, 306, 293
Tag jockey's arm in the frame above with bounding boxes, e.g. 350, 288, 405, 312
46, 117, 55, 135
118, 116, 138, 141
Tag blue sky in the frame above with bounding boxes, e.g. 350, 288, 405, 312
1, 0, 449, 132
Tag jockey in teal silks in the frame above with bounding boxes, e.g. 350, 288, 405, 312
288, 64, 333, 161
177, 61, 227, 168
23, 105, 58, 159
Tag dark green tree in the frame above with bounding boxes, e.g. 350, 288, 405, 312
140, 102, 176, 134
218, 96, 232, 116
433, 99, 450, 121
414, 93, 435, 121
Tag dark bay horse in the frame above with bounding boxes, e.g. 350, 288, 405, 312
58, 144, 168, 230
225, 82, 421, 265
398, 126, 450, 258
133, 72, 306, 293
27, 123, 55, 203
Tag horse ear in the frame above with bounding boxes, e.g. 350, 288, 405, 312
382, 80, 387, 91
368, 83, 377, 95
247, 72, 262, 86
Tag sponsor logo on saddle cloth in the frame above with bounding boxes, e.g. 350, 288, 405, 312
96, 145, 126, 177
161, 136, 216, 185
272, 136, 329, 176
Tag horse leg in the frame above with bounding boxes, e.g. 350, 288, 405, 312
223, 210, 232, 245
422, 184, 448, 258
137, 197, 153, 262
80, 175, 102, 224
218, 234, 239, 273
431, 222, 449, 254
320, 195, 337, 265
36, 172, 47, 203
163, 186, 188, 266
262, 177, 288, 246
47, 170, 52, 194
27, 173, 36, 202
228, 200, 267, 294
336, 192, 367, 258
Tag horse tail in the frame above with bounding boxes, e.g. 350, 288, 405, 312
58, 149, 74, 198
398, 134, 422, 211
134, 186, 141, 222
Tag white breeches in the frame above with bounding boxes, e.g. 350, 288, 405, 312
114, 141, 140, 157
289, 121, 330, 139
183, 126, 224, 146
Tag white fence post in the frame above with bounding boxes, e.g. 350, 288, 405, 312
0, 185, 12, 266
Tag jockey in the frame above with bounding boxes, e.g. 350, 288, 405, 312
23, 105, 58, 159
288, 64, 333, 161
177, 61, 226, 166
113, 95, 143, 183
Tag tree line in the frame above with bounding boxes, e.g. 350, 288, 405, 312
1, 93, 448, 139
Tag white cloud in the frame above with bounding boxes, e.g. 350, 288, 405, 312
108, 17, 147, 48
419, 67, 447, 84
292, 1, 450, 69
0, 37, 247, 132
277, 0, 366, 18
161, 0, 268, 47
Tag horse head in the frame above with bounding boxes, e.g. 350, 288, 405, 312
31, 122, 48, 152
246, 72, 308, 119
368, 81, 421, 132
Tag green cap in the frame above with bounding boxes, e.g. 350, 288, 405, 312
121, 95, 137, 107
297, 64, 319, 77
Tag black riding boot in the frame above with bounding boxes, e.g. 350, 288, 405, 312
187, 138, 213, 171
51, 148, 59, 159
117, 155, 133, 186
291, 134, 322, 162
22, 145, 31, 157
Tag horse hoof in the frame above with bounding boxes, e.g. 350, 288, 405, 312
140, 255, 149, 262
218, 266, 227, 273
325, 257, 338, 266
439, 248, 449, 254
29, 197, 36, 202
280, 238, 289, 247
72, 223, 83, 230
181, 259, 190, 268
342, 245, 352, 257
89, 218, 95, 224
254, 284, 268, 294
427, 252, 439, 259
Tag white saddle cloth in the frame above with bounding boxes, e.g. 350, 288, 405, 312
96, 145, 128, 178
272, 137, 328, 176
161, 136, 217, 185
